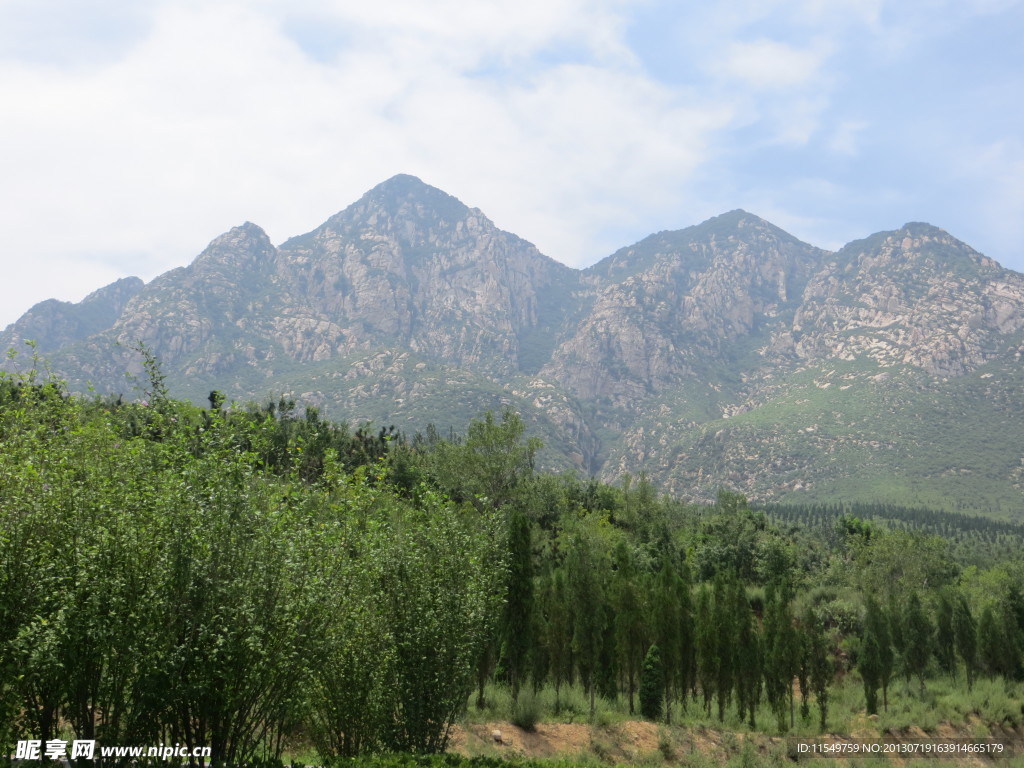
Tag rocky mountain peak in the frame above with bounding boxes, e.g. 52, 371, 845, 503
7, 175, 1024, 512
191, 222, 276, 275
789, 221, 1024, 375
1, 275, 144, 356
281, 174, 478, 255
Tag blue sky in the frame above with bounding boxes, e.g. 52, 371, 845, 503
1, 0, 1022, 327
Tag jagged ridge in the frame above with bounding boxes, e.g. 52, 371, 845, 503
4, 176, 1024, 515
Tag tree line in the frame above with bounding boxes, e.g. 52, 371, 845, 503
2, 358, 1023, 764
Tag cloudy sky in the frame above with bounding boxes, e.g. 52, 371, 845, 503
1, 0, 1022, 327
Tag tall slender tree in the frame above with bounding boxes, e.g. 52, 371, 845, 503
503, 511, 534, 702
904, 593, 933, 696
804, 605, 831, 730
953, 595, 977, 691
612, 542, 647, 714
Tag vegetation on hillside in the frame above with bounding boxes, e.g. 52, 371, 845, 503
1, 358, 1022, 766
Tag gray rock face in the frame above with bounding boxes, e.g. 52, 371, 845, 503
6, 176, 1024, 511
0, 276, 144, 355
542, 211, 826, 407
789, 224, 1024, 376
275, 175, 576, 372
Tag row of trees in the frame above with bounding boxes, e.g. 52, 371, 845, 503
859, 587, 1024, 713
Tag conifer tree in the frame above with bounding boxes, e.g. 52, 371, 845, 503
935, 592, 956, 679
864, 595, 893, 711
979, 605, 1002, 677
904, 593, 933, 696
677, 556, 696, 707
712, 571, 737, 722
695, 586, 717, 716
734, 583, 762, 728
639, 645, 664, 722
953, 595, 977, 691
567, 528, 605, 715
545, 568, 573, 709
859, 620, 882, 715
763, 582, 797, 730
652, 556, 682, 722
804, 606, 830, 730
503, 511, 534, 702
612, 542, 646, 714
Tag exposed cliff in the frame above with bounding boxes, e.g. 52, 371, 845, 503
5, 176, 1024, 514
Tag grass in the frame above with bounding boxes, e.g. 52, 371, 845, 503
466, 682, 633, 727
465, 673, 1023, 742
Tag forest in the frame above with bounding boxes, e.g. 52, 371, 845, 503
1, 357, 1023, 766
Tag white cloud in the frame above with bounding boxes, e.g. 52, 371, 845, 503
1, 0, 1022, 327
717, 38, 831, 90
0, 0, 740, 327
828, 120, 869, 155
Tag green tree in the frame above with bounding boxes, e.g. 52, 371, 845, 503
953, 595, 978, 691
639, 645, 664, 722
935, 592, 957, 678
864, 595, 893, 712
652, 555, 682, 722
695, 586, 716, 716
544, 568, 573, 710
566, 524, 607, 716
711, 571, 737, 723
503, 511, 534, 702
611, 542, 647, 715
904, 593, 933, 696
430, 409, 540, 510
859, 627, 882, 716
735, 585, 763, 728
804, 606, 831, 731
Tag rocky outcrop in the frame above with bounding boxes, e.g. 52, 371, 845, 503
542, 211, 826, 407
789, 224, 1024, 376
1, 276, 143, 356
5, 177, 1024, 510
275, 175, 577, 373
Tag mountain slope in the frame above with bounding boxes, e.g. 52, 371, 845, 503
3, 176, 1023, 516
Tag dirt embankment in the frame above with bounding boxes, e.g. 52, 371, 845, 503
450, 718, 1024, 765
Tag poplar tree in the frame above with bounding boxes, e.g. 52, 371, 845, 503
695, 586, 716, 716
953, 595, 977, 691
639, 645, 664, 722
864, 595, 893, 711
612, 542, 646, 714
804, 605, 831, 731
935, 592, 956, 678
904, 593, 933, 696
503, 511, 534, 702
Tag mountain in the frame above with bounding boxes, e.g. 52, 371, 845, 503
0, 276, 143, 355
4, 175, 1024, 517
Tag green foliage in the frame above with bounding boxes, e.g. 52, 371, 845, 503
639, 645, 664, 722
4, 358, 1024, 759
904, 593, 934, 695
502, 511, 534, 702
859, 598, 884, 715
0, 369, 505, 764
